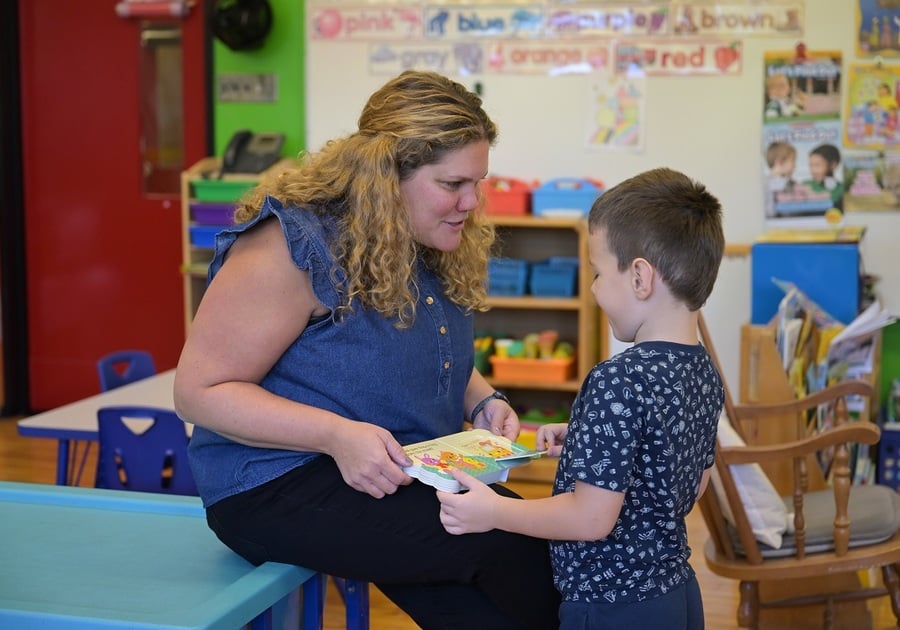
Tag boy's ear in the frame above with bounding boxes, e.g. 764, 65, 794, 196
631, 258, 654, 300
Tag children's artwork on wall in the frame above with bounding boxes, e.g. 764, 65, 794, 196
843, 150, 900, 212
762, 120, 844, 223
762, 48, 842, 123
856, 0, 900, 57
845, 64, 900, 150
587, 73, 645, 152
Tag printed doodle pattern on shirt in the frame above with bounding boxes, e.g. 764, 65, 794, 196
550, 341, 724, 604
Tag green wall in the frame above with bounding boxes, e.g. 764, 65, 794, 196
212, 0, 305, 159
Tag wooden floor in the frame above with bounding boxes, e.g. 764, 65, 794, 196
1, 416, 896, 629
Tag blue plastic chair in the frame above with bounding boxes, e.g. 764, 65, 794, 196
96, 406, 198, 496
304, 575, 369, 630
67, 350, 160, 486
97, 350, 157, 391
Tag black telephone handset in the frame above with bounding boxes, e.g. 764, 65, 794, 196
220, 130, 285, 177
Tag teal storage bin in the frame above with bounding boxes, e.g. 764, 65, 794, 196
488, 258, 529, 296
530, 259, 578, 297
532, 178, 603, 217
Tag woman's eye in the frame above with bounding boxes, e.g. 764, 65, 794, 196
442, 181, 463, 190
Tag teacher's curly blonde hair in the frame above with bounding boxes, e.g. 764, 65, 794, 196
236, 71, 499, 327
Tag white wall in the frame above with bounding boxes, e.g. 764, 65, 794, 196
306, 0, 898, 389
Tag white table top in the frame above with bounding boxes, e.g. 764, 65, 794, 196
18, 369, 178, 440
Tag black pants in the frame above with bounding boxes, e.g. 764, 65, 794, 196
207, 456, 561, 630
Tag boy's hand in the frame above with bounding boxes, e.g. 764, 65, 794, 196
536, 422, 568, 457
437, 469, 499, 534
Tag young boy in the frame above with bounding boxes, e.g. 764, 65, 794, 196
764, 141, 797, 217
438, 167, 726, 630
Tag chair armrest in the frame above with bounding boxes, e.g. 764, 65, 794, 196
720, 423, 881, 466
732, 380, 875, 423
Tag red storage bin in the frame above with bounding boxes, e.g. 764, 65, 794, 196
482, 177, 533, 216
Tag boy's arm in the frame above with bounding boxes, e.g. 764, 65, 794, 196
438, 470, 624, 541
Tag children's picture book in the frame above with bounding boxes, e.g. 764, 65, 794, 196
402, 429, 546, 493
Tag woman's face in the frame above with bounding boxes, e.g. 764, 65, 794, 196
400, 140, 489, 252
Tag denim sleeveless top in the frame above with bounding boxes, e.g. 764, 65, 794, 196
188, 196, 474, 507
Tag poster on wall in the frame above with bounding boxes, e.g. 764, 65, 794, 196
844, 63, 900, 150
761, 48, 843, 224
843, 150, 900, 212
762, 120, 844, 222
856, 0, 900, 57
762, 48, 842, 122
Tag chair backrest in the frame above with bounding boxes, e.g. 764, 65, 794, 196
96, 406, 197, 496
696, 312, 881, 562
97, 350, 157, 392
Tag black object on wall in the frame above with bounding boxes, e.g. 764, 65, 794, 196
209, 0, 273, 51
0, 0, 29, 415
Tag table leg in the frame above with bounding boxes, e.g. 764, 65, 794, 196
56, 439, 70, 486
249, 608, 272, 630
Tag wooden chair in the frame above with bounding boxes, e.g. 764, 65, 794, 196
696, 314, 900, 629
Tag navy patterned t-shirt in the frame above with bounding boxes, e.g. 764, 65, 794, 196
550, 341, 724, 604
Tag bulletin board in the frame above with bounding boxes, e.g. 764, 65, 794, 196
304, 1, 900, 384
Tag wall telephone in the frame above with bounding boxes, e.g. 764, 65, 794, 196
220, 130, 285, 176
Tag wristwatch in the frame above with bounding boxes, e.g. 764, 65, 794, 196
470, 391, 511, 421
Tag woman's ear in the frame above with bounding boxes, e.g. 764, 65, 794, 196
631, 258, 654, 300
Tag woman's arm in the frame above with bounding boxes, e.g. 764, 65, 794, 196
173, 219, 411, 497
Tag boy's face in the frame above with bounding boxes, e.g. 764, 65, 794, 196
588, 227, 637, 342
772, 154, 795, 177
808, 153, 829, 182
768, 76, 790, 99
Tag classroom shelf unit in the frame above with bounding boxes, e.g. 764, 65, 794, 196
180, 157, 294, 333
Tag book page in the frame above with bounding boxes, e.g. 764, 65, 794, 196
402, 429, 540, 493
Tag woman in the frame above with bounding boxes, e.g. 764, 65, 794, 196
174, 70, 560, 629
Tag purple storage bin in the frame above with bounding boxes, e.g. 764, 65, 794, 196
191, 202, 236, 226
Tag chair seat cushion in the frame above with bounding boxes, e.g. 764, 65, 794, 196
733, 484, 900, 558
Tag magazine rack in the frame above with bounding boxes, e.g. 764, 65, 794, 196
738, 323, 882, 494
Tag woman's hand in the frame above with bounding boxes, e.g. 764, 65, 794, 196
536, 423, 568, 457
471, 398, 519, 441
328, 422, 413, 498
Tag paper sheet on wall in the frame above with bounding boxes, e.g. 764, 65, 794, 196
586, 73, 645, 152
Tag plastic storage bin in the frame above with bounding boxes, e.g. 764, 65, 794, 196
192, 179, 256, 202
489, 356, 576, 382
878, 426, 900, 491
482, 177, 533, 216
190, 202, 236, 226
189, 225, 227, 249
488, 258, 529, 296
530, 258, 578, 297
532, 178, 603, 217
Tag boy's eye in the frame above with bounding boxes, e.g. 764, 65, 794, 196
442, 181, 463, 190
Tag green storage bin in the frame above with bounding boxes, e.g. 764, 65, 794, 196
192, 179, 256, 202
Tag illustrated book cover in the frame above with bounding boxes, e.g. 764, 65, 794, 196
402, 429, 545, 493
